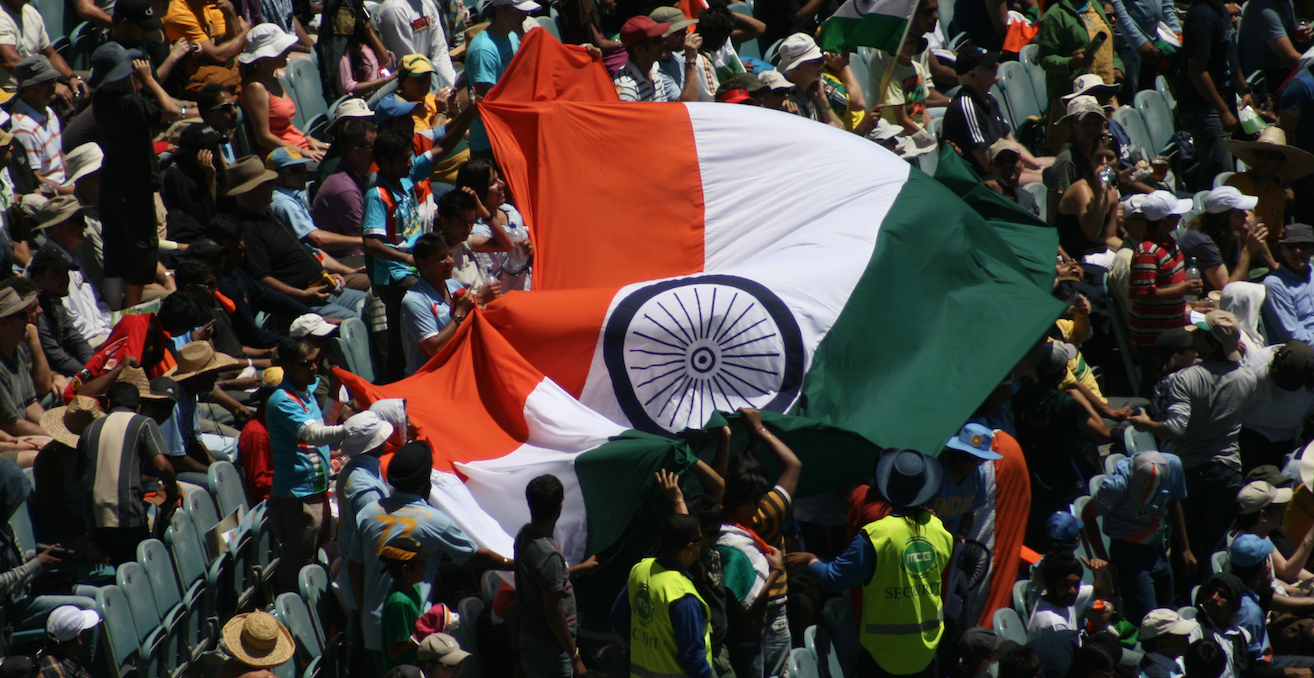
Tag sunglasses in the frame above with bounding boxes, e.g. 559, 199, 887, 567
1283, 242, 1314, 251
209, 102, 237, 113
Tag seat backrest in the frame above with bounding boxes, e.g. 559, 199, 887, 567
278, 74, 306, 130
1088, 474, 1105, 496
794, 648, 820, 678
336, 317, 374, 382
117, 561, 162, 642
1135, 89, 1174, 156
1013, 579, 1032, 618
208, 460, 250, 517
999, 61, 1042, 123
1021, 181, 1047, 218
288, 59, 328, 125
97, 585, 141, 677
1214, 171, 1236, 188
298, 563, 331, 645
166, 511, 207, 585
8, 493, 35, 553
1212, 550, 1229, 574
452, 597, 485, 678
275, 592, 324, 659
184, 486, 221, 534
990, 84, 1015, 129
1103, 453, 1126, 475
820, 597, 858, 676
137, 539, 184, 618
1155, 74, 1176, 111
35, 0, 66, 44
992, 607, 1027, 645
1112, 107, 1153, 160
535, 16, 561, 41
1019, 43, 1040, 65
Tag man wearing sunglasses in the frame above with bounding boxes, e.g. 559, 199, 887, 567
1263, 224, 1314, 345
266, 148, 368, 291
199, 83, 240, 165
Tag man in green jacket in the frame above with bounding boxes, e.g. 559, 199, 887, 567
1036, 0, 1124, 150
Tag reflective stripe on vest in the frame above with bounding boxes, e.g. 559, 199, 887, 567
629, 664, 690, 678
858, 512, 954, 675
865, 610, 945, 635
626, 558, 712, 678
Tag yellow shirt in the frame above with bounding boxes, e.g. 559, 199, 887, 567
1225, 172, 1286, 245
410, 92, 441, 132
1052, 320, 1106, 403
164, 0, 226, 45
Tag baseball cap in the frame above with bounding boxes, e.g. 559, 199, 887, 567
1280, 223, 1314, 245
1189, 309, 1242, 362
944, 422, 1002, 460
266, 147, 312, 171
1205, 185, 1260, 214
1154, 326, 1193, 361
416, 633, 472, 666
374, 96, 421, 123
1140, 190, 1193, 221
953, 40, 1000, 75
1046, 511, 1084, 548
649, 6, 696, 35
1035, 341, 1077, 379
1273, 340, 1314, 391
1059, 95, 1106, 124
757, 70, 792, 91
380, 535, 438, 562
620, 16, 668, 48
490, 0, 541, 10
329, 97, 373, 133
289, 313, 339, 338
1131, 452, 1169, 502
1236, 479, 1293, 514
113, 0, 164, 30
1230, 533, 1276, 567
987, 138, 1025, 163
27, 244, 79, 275
716, 87, 754, 104
46, 605, 101, 643
1139, 608, 1199, 641
777, 33, 823, 74
399, 53, 436, 76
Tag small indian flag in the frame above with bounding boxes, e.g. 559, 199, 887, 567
817, 0, 918, 53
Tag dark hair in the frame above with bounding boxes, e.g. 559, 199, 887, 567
373, 129, 412, 164
454, 158, 500, 206
1230, 559, 1266, 586
278, 337, 315, 365
336, 118, 376, 151
157, 292, 210, 335
1183, 639, 1226, 678
107, 381, 141, 411
998, 646, 1041, 678
412, 232, 451, 263
0, 275, 37, 298
722, 453, 770, 512
1041, 548, 1084, 589
438, 186, 477, 219
696, 5, 735, 51
380, 555, 420, 580
206, 213, 244, 245
184, 238, 226, 269
1234, 509, 1264, 530
174, 258, 213, 289
1083, 135, 1122, 181
686, 493, 721, 532
197, 84, 231, 115
659, 514, 702, 554
1192, 210, 1238, 268
526, 474, 564, 521
1063, 645, 1115, 678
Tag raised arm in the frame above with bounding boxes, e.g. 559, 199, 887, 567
739, 408, 800, 497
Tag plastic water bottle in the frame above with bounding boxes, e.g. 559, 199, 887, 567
1184, 259, 1201, 303
1097, 165, 1117, 185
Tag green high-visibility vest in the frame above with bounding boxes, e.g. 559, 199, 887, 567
859, 511, 954, 674
626, 557, 712, 678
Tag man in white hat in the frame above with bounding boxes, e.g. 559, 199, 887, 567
1126, 190, 1199, 392
416, 632, 472, 678
984, 139, 1040, 218
334, 410, 393, 619
1138, 608, 1198, 678
37, 605, 100, 678
1262, 224, 1314, 344
777, 33, 844, 128
59, 143, 104, 290
1045, 95, 1112, 223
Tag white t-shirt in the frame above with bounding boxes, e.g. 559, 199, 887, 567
1026, 583, 1094, 641
0, 3, 50, 91
377, 0, 457, 88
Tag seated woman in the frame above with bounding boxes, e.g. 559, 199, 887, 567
239, 24, 330, 161
1178, 186, 1277, 294
1056, 134, 1121, 260
336, 12, 396, 99
453, 158, 534, 292
161, 123, 231, 229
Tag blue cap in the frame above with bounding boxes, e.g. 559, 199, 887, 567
374, 96, 421, 123
1046, 511, 1083, 547
1230, 533, 1275, 568
945, 423, 1003, 460
265, 147, 312, 171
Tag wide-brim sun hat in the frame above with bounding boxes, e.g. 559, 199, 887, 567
222, 611, 296, 668
39, 396, 104, 448
874, 448, 942, 509
238, 24, 300, 64
1223, 126, 1314, 180
164, 341, 243, 381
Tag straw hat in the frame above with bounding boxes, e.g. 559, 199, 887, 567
1223, 126, 1314, 180
116, 366, 175, 400
165, 342, 242, 381
222, 611, 295, 668
39, 396, 104, 447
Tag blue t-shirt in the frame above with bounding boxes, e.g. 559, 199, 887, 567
267, 379, 331, 497
354, 492, 478, 651
1092, 453, 1187, 543
270, 185, 317, 241
399, 277, 465, 376
160, 380, 200, 456
931, 459, 987, 536
1239, 587, 1270, 661
336, 454, 388, 611
466, 30, 520, 152
362, 153, 436, 286
1280, 68, 1314, 153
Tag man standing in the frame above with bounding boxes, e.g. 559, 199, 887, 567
377, 0, 458, 91
1110, 0, 1182, 97
934, 423, 1001, 539
78, 381, 179, 564
466, 0, 539, 155
943, 42, 1048, 180
1129, 191, 1199, 391
612, 514, 716, 678
1129, 310, 1258, 561
1179, 0, 1250, 189
1026, 549, 1114, 641
334, 410, 392, 622
266, 336, 346, 592
1240, 341, 1314, 470
1263, 224, 1314, 344
793, 449, 953, 678
516, 475, 589, 678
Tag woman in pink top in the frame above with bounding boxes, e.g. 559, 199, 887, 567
336, 12, 398, 98
240, 23, 330, 161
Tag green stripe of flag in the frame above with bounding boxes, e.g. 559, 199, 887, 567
818, 12, 909, 53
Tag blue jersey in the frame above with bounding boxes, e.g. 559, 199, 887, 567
267, 379, 330, 497
354, 492, 478, 650
335, 455, 388, 611
932, 458, 987, 536
1092, 453, 1186, 544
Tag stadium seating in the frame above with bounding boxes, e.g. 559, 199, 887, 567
992, 607, 1027, 645
116, 561, 170, 678
998, 61, 1044, 126
207, 461, 250, 518
98, 585, 149, 678
1112, 107, 1154, 162
1135, 89, 1175, 156
452, 596, 486, 678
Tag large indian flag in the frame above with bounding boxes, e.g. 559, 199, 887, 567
817, 0, 919, 53
340, 29, 1062, 629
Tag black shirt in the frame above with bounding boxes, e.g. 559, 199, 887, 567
161, 164, 216, 227
92, 89, 164, 191
943, 86, 1012, 175
217, 266, 311, 348
36, 292, 93, 376
1177, 0, 1240, 112
238, 208, 326, 289
61, 106, 98, 153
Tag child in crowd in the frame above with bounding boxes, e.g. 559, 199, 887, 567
380, 535, 432, 672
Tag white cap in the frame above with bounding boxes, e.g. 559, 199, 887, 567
331, 98, 373, 130
1205, 185, 1260, 214
1120, 193, 1147, 217
1236, 479, 1294, 514
340, 411, 394, 457
238, 24, 299, 64
490, 0, 541, 10
1140, 608, 1198, 640
1140, 190, 1193, 221
46, 605, 100, 643
756, 70, 792, 91
777, 33, 822, 74
289, 314, 338, 338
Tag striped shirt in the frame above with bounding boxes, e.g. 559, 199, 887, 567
613, 59, 669, 103
1129, 235, 1188, 344
12, 100, 64, 184
753, 486, 791, 602
78, 408, 167, 529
